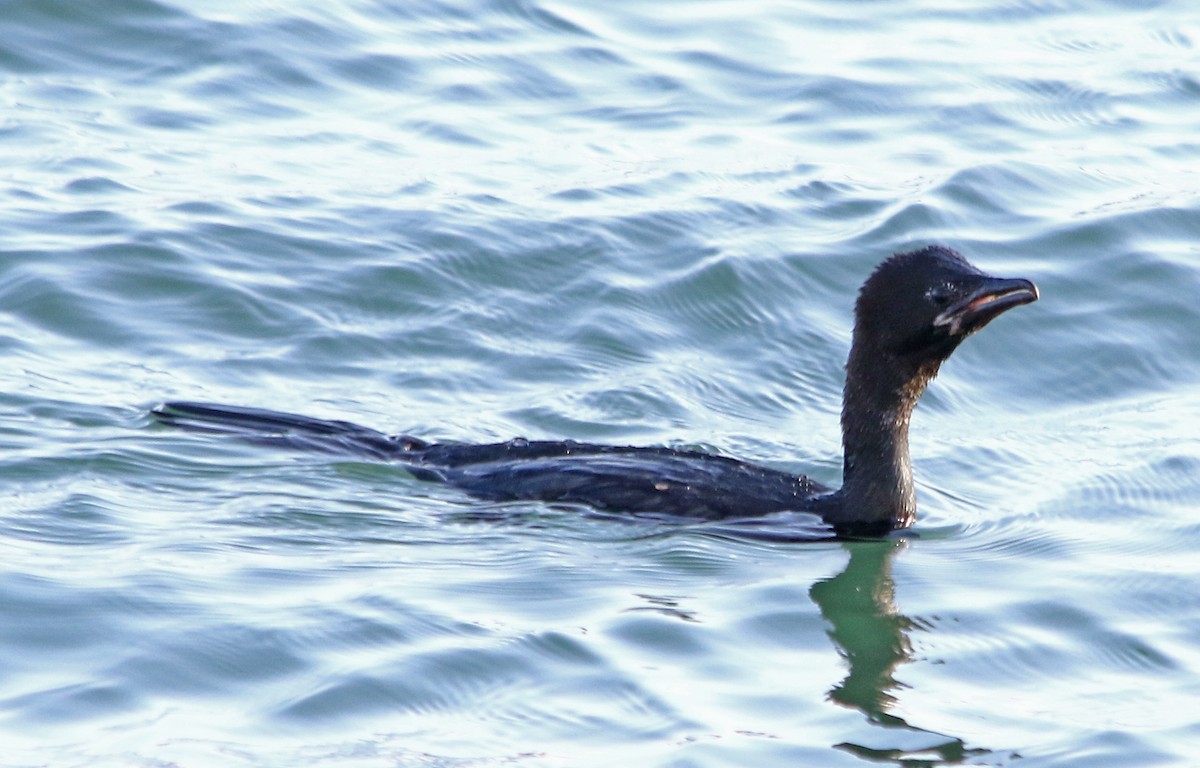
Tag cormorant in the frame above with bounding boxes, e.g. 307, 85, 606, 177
154, 246, 1037, 538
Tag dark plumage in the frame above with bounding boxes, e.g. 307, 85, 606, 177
154, 246, 1037, 538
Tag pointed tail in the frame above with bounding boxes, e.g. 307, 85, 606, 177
152, 401, 429, 460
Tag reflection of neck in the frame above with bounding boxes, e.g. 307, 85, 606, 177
831, 348, 940, 532
811, 541, 975, 761
811, 540, 909, 714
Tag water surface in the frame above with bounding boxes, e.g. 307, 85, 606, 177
2, 0, 1200, 765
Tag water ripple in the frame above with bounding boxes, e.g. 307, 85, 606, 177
4, 0, 1200, 765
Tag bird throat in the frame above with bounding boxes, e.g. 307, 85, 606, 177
835, 354, 940, 531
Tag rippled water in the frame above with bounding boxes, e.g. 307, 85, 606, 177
3, 0, 1200, 765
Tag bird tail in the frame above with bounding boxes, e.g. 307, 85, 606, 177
152, 401, 429, 460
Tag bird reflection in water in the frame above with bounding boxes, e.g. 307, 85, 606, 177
812, 539, 989, 764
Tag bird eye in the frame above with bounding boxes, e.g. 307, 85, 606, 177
927, 286, 952, 308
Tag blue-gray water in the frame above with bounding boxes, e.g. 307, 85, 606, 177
3, 0, 1200, 765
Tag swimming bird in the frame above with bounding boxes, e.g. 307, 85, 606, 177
154, 246, 1037, 538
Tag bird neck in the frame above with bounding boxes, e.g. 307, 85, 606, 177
829, 347, 940, 533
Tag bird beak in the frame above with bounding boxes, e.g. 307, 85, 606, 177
934, 276, 1039, 336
